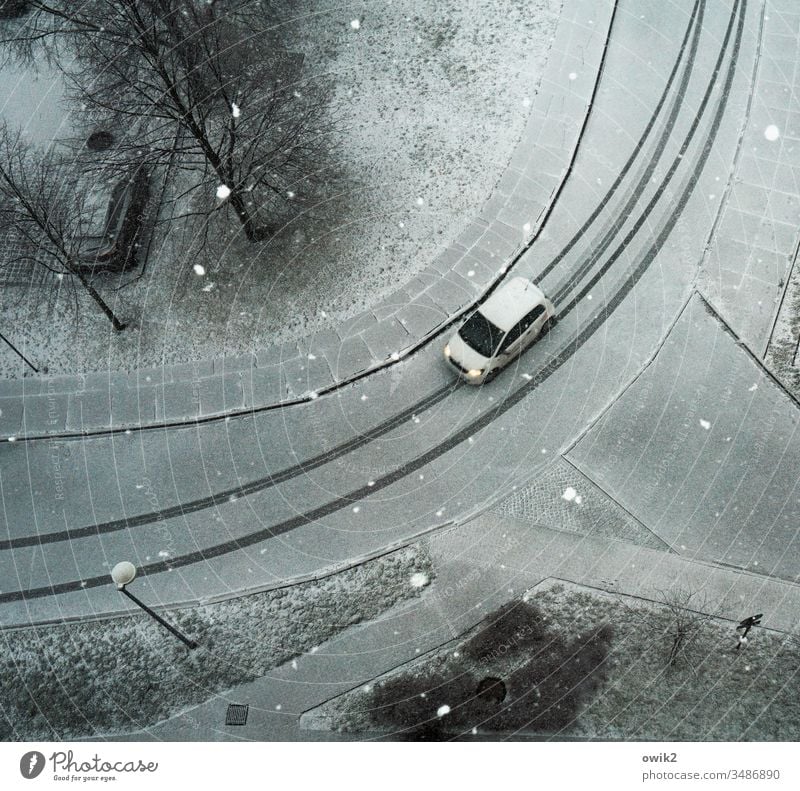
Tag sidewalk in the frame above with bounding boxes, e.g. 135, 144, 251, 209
112, 514, 800, 741
700, 0, 800, 358
0, 0, 616, 441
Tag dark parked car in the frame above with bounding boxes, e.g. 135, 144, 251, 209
76, 167, 150, 273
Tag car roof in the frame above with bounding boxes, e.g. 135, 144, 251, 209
478, 277, 546, 331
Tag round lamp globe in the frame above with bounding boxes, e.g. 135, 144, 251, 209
111, 561, 137, 588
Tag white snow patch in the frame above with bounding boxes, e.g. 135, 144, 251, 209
216, 184, 231, 200
436, 705, 451, 717
409, 571, 429, 588
764, 124, 780, 141
193, 264, 206, 276
562, 486, 578, 502
699, 419, 711, 430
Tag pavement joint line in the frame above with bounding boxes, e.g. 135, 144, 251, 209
0, 0, 619, 444
703, 0, 766, 281
559, 292, 696, 459
695, 288, 800, 411
557, 456, 673, 552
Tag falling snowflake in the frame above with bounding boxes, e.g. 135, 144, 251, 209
216, 184, 231, 200
699, 419, 711, 430
410, 572, 429, 588
764, 125, 780, 141
748, 383, 758, 392
231, 102, 241, 118
562, 487, 578, 502
437, 705, 451, 717
193, 264, 206, 276
350, 19, 361, 30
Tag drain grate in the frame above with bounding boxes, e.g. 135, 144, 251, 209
225, 703, 249, 726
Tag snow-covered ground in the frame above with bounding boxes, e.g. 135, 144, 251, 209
0, 0, 561, 377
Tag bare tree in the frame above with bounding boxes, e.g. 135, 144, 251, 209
5, 0, 329, 242
0, 125, 127, 330
658, 588, 715, 670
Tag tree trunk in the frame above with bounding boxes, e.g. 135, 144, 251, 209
74, 270, 127, 331
228, 190, 272, 242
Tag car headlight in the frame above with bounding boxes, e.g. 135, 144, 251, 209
444, 344, 451, 357
467, 369, 483, 378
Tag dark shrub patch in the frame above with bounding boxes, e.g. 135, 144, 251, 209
358, 600, 613, 735
462, 600, 547, 662
476, 676, 507, 703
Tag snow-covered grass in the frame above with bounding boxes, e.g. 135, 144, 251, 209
0, 0, 561, 377
306, 582, 800, 740
0, 545, 432, 741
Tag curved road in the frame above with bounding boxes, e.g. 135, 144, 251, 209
0, 0, 765, 625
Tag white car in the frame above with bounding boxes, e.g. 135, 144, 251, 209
444, 277, 555, 384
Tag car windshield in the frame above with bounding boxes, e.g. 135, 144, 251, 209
458, 311, 505, 358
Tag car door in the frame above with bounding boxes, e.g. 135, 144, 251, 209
519, 303, 547, 350
494, 321, 525, 367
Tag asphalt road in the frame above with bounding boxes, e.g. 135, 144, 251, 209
0, 0, 775, 626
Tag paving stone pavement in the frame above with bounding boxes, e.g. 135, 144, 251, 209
491, 456, 668, 550
0, 0, 616, 440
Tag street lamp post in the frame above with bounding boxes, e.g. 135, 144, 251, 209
110, 561, 198, 649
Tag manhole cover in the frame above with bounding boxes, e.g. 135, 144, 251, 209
225, 703, 249, 726
476, 676, 507, 704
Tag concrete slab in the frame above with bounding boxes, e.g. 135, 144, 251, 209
567, 295, 800, 583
